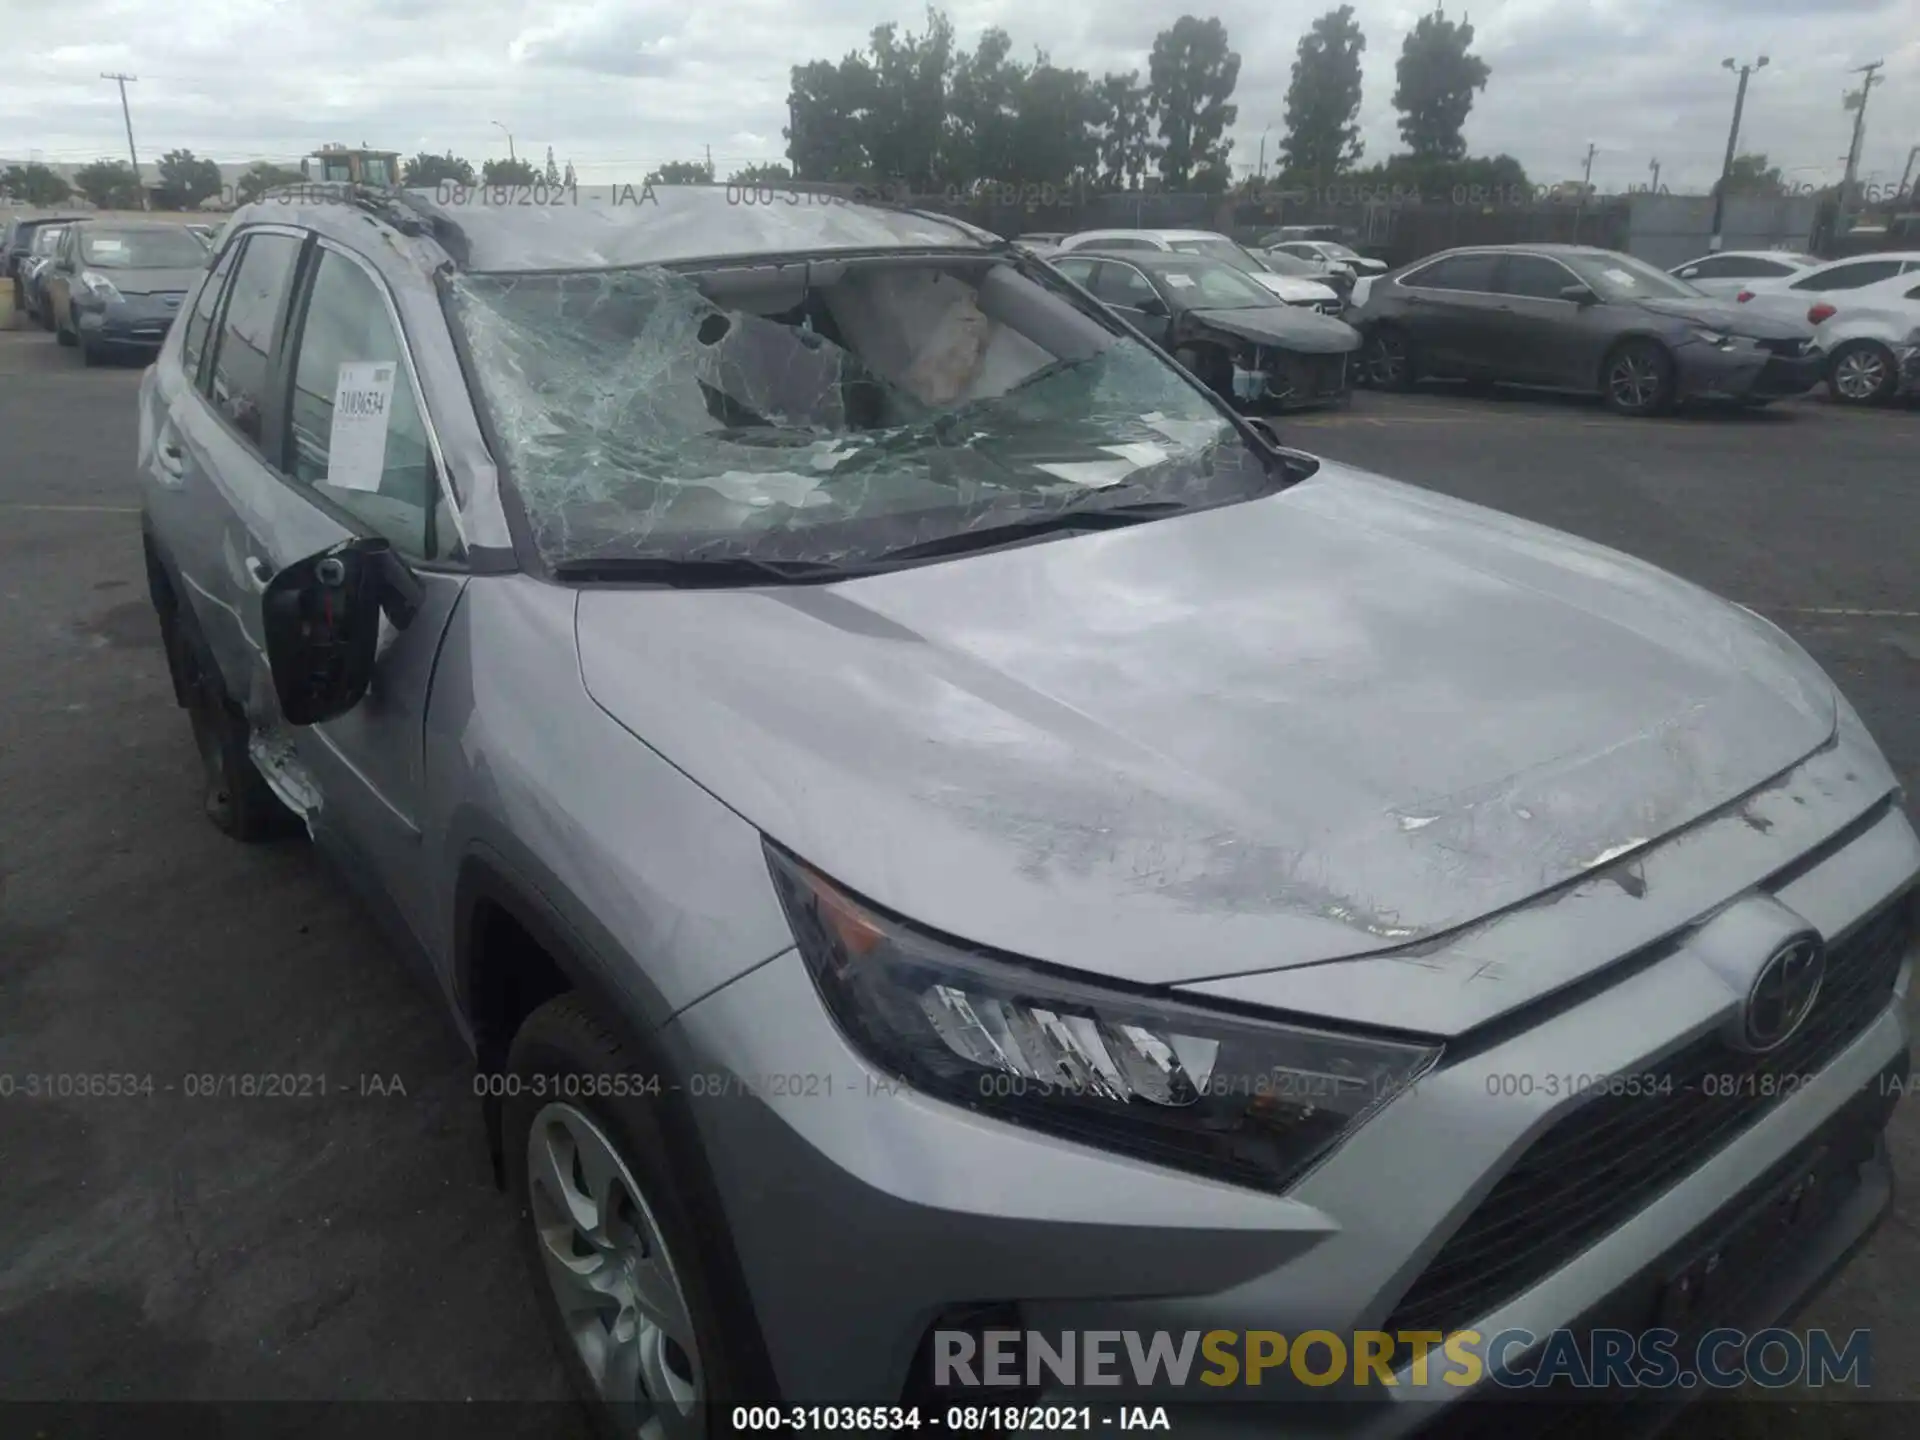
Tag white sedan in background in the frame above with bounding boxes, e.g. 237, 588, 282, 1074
1667, 249, 1818, 298
1805, 268, 1920, 405
1733, 251, 1920, 322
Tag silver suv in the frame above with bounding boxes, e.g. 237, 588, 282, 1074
138, 186, 1914, 1434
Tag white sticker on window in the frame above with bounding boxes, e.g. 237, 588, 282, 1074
326, 361, 396, 493
1164, 273, 1196, 288
90, 238, 127, 254
1602, 268, 1637, 287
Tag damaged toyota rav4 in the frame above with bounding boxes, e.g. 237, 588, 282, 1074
138, 185, 1914, 1435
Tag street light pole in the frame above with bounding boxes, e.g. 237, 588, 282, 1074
492, 120, 516, 164
1648, 157, 1661, 193
102, 71, 145, 210
1709, 55, 1768, 251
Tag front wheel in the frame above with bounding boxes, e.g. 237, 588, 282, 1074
171, 616, 298, 841
55, 312, 76, 347
1362, 327, 1416, 391
506, 996, 747, 1440
1602, 339, 1674, 417
1828, 340, 1898, 406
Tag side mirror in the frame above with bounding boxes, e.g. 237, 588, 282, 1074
1559, 283, 1599, 305
260, 536, 422, 726
1135, 296, 1169, 318
1243, 417, 1284, 450
1678, 267, 1699, 278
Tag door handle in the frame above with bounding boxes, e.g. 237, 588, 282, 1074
244, 556, 275, 591
157, 438, 186, 475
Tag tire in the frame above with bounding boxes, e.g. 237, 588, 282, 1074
1601, 338, 1674, 417
1173, 344, 1235, 404
1363, 326, 1416, 392
55, 313, 76, 347
80, 338, 101, 368
169, 612, 299, 841
1827, 340, 1898, 407
505, 995, 747, 1440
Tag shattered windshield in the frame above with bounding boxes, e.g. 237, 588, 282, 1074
450, 254, 1265, 573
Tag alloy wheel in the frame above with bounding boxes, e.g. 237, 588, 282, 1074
1608, 351, 1661, 411
1368, 333, 1408, 387
1833, 347, 1889, 402
527, 1102, 703, 1440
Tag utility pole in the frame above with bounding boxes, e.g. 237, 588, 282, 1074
1648, 157, 1661, 194
1572, 142, 1597, 239
1710, 55, 1768, 251
1898, 145, 1918, 204
1837, 60, 1884, 236
491, 120, 516, 163
101, 72, 146, 210
705, 143, 714, 180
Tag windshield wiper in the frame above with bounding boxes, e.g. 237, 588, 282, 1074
551, 555, 853, 587
869, 498, 1196, 567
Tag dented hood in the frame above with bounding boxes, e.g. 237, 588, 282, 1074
576, 464, 1836, 987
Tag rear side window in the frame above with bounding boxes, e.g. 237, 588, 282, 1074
1792, 259, 1902, 291
1403, 253, 1500, 292
283, 248, 442, 559
207, 232, 303, 449
180, 241, 241, 385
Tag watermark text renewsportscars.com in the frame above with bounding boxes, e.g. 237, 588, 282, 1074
934, 1327, 1872, 1391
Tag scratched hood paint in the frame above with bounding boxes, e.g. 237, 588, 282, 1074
576, 463, 1836, 988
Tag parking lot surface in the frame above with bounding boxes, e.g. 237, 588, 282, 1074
1, 330, 1916, 1435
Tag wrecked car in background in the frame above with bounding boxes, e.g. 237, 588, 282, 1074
1051, 247, 1359, 409
138, 184, 1917, 1436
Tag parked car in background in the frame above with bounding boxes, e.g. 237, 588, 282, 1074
1052, 247, 1360, 410
1733, 251, 1920, 322
1348, 244, 1822, 415
1055, 229, 1342, 311
44, 219, 210, 365
4, 212, 85, 312
1259, 224, 1352, 247
137, 186, 1917, 1439
1267, 237, 1389, 277
19, 222, 71, 329
1667, 249, 1820, 298
1250, 243, 1358, 300
1802, 268, 1920, 405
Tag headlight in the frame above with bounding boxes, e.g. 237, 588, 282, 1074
766, 842, 1441, 1193
1689, 327, 1733, 348
79, 270, 123, 302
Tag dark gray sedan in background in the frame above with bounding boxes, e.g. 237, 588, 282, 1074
1053, 248, 1360, 410
45, 219, 210, 365
1349, 244, 1824, 416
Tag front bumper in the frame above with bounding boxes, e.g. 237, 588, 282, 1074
665, 850, 1914, 1419
1895, 344, 1920, 397
1234, 347, 1355, 411
74, 294, 186, 348
1676, 339, 1824, 401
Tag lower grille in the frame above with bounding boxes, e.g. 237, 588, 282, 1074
1758, 336, 1808, 357
1384, 891, 1913, 1342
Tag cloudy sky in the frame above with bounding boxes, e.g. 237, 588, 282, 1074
3, 0, 1918, 196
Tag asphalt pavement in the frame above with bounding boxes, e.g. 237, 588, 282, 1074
1, 329, 1916, 1436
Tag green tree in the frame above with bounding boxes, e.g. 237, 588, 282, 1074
1281, 6, 1366, 182
1392, 8, 1489, 161
727, 162, 793, 186
948, 29, 1025, 184
645, 159, 715, 184
1715, 153, 1785, 199
1011, 59, 1101, 188
155, 149, 222, 210
1096, 71, 1152, 191
234, 162, 304, 205
865, 8, 957, 188
402, 151, 475, 187
785, 53, 877, 180
480, 156, 541, 185
1146, 16, 1240, 190
0, 162, 72, 206
72, 159, 143, 209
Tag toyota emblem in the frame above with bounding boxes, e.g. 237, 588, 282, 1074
1738, 934, 1825, 1052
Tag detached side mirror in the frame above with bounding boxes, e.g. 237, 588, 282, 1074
260, 536, 422, 726
1560, 283, 1599, 306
